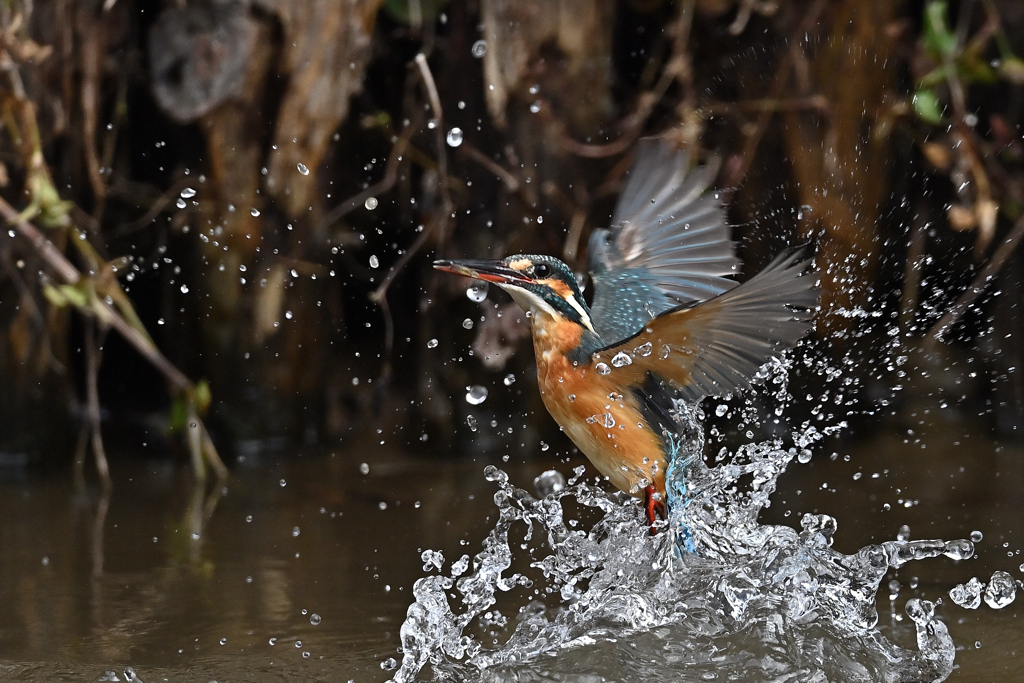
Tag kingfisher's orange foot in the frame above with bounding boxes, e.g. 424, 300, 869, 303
643, 485, 665, 535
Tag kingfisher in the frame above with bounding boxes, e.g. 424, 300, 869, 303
435, 139, 817, 526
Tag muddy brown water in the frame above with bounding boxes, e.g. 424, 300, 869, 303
1, 413, 1023, 682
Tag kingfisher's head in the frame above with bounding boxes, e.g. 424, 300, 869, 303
434, 254, 595, 334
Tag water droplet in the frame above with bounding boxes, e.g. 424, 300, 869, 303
595, 362, 610, 375
359, 462, 369, 475
797, 449, 812, 464
466, 415, 478, 432
897, 525, 911, 541
970, 530, 984, 543
427, 118, 438, 130
533, 470, 565, 497
250, 208, 260, 217
292, 526, 300, 537
529, 101, 541, 113
446, 127, 464, 147
466, 281, 489, 302
462, 318, 474, 330
427, 338, 438, 349
471, 40, 487, 58
381, 657, 398, 671
175, 197, 187, 209
984, 570, 1016, 609
297, 162, 309, 175
180, 284, 189, 294
369, 255, 379, 268
715, 404, 729, 417
268, 637, 277, 645
365, 196, 378, 210
180, 187, 196, 198
611, 351, 632, 367
634, 342, 653, 357
503, 374, 515, 386
310, 613, 322, 625
466, 385, 488, 405
219, 637, 227, 645
949, 577, 984, 609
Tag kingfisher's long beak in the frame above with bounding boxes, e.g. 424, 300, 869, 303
433, 259, 529, 285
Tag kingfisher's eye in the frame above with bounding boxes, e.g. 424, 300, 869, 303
533, 263, 551, 278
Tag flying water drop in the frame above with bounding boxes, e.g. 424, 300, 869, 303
180, 187, 196, 198
466, 281, 489, 302
365, 196, 378, 210
471, 40, 487, 58
465, 385, 488, 405
611, 352, 632, 367
297, 162, 309, 175
984, 571, 1016, 609
369, 255, 379, 268
949, 577, 984, 609
446, 128, 464, 147
533, 470, 565, 497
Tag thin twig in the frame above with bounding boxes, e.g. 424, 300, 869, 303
720, 0, 828, 190
84, 320, 111, 490
555, 0, 696, 159
703, 95, 831, 116
113, 178, 192, 237
2, 200, 189, 387
928, 212, 1024, 343
415, 53, 453, 217
370, 54, 453, 371
319, 118, 417, 233
460, 143, 520, 193
0, 195, 228, 480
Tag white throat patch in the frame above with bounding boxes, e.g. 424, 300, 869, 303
500, 284, 595, 334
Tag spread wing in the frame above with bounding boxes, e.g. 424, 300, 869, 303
590, 247, 817, 403
589, 138, 740, 344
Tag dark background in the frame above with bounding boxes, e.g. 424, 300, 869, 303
0, 0, 1023, 476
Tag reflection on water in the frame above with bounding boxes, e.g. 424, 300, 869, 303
0, 410, 1023, 682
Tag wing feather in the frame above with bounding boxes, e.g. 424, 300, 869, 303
591, 248, 817, 402
589, 138, 740, 344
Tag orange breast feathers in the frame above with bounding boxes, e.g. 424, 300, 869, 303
528, 311, 668, 498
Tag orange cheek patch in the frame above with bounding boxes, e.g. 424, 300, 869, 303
539, 278, 571, 298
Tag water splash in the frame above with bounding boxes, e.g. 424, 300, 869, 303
392, 359, 973, 682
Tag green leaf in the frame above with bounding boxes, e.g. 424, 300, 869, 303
999, 57, 1024, 85
42, 283, 69, 308
167, 395, 188, 434
383, 0, 449, 25
912, 88, 944, 125
922, 1, 957, 59
958, 52, 998, 84
193, 379, 212, 414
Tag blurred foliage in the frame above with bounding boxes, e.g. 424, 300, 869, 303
0, 0, 1023, 475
